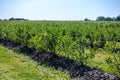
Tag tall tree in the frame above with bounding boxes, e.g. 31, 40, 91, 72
105, 17, 113, 21
96, 16, 106, 21
9, 17, 14, 21
116, 15, 120, 21
84, 18, 90, 21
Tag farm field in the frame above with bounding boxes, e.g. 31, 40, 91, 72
0, 21, 120, 79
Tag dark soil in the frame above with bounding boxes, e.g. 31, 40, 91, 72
0, 39, 120, 80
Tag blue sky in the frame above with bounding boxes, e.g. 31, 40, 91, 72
0, 0, 120, 20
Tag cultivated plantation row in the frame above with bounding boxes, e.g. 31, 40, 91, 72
0, 21, 120, 65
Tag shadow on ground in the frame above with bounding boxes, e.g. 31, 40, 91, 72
0, 39, 120, 80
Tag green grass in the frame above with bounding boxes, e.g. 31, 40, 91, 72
0, 45, 73, 80
87, 49, 120, 77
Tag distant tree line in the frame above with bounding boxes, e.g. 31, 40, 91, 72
84, 15, 120, 21
96, 15, 120, 21
0, 17, 28, 21
0, 15, 120, 21
9, 17, 28, 21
